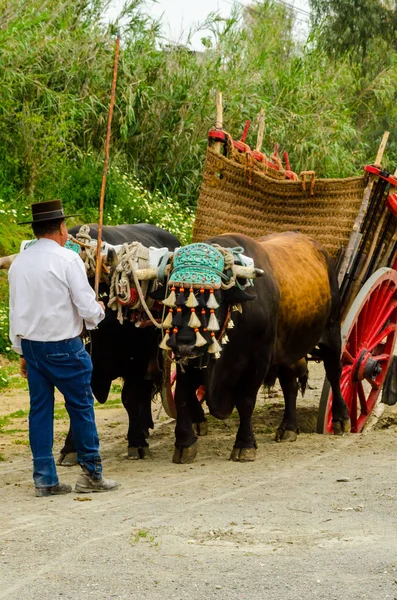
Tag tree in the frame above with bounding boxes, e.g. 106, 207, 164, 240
309, 0, 397, 64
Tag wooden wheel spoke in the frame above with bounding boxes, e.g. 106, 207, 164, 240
349, 383, 358, 429
367, 324, 397, 352
357, 382, 368, 415
359, 285, 383, 341
319, 271, 397, 435
357, 298, 370, 343
366, 378, 379, 390
371, 353, 389, 362
340, 367, 352, 387
365, 299, 397, 347
349, 323, 358, 355
342, 349, 354, 364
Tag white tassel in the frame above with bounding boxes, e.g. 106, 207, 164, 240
159, 331, 170, 350
195, 329, 207, 347
227, 318, 234, 329
222, 333, 229, 345
208, 309, 220, 331
208, 333, 222, 354
207, 289, 219, 309
163, 287, 176, 308
214, 352, 221, 360
188, 309, 201, 329
162, 309, 173, 329
186, 287, 198, 308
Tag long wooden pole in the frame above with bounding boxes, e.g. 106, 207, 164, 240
213, 91, 223, 154
255, 108, 265, 152
337, 131, 389, 286
94, 33, 121, 298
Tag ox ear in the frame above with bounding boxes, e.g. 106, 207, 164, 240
223, 286, 256, 304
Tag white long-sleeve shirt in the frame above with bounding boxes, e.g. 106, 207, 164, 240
8, 237, 105, 354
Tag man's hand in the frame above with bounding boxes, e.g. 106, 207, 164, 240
20, 357, 27, 379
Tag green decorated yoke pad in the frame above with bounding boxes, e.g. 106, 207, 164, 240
169, 243, 225, 289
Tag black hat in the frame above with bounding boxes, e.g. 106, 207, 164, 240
18, 199, 80, 225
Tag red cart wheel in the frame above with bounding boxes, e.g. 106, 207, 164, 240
160, 351, 206, 419
317, 268, 397, 434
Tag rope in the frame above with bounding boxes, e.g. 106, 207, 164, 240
76, 225, 97, 277
76, 225, 163, 328
107, 241, 162, 327
130, 265, 162, 329
211, 245, 251, 290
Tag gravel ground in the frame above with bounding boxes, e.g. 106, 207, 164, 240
1, 363, 397, 600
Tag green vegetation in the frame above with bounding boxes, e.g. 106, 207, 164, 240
131, 528, 158, 546
1, 0, 397, 362
0, 409, 29, 433
2, 0, 396, 217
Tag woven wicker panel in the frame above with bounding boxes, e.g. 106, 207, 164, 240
193, 148, 367, 258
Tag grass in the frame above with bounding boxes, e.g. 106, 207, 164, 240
110, 383, 122, 395
54, 407, 68, 420
0, 409, 29, 433
131, 529, 158, 547
96, 396, 123, 410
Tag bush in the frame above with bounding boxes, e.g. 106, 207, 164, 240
0, 303, 13, 357
0, 365, 9, 388
34, 155, 195, 245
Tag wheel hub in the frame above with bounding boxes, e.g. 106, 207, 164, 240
352, 349, 382, 382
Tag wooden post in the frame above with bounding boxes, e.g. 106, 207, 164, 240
375, 131, 390, 166
213, 91, 223, 154
94, 33, 121, 298
376, 166, 397, 268
341, 162, 395, 319
255, 108, 265, 152
337, 131, 389, 286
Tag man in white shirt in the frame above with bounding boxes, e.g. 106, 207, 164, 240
9, 199, 119, 496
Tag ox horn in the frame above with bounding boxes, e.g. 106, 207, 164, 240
132, 264, 171, 280
0, 254, 17, 269
234, 265, 264, 278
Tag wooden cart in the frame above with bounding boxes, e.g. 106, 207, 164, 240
193, 110, 397, 434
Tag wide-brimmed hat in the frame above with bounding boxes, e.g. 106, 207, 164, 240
18, 199, 80, 225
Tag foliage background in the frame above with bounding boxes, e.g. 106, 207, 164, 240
1, 0, 397, 361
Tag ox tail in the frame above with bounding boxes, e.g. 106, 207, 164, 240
298, 371, 308, 397
295, 357, 309, 397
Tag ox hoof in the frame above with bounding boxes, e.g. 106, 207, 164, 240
332, 417, 351, 436
127, 446, 151, 460
57, 452, 77, 467
275, 427, 298, 443
172, 443, 197, 464
230, 447, 256, 462
275, 429, 298, 443
193, 421, 208, 436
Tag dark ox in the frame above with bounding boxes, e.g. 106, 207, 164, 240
167, 232, 350, 463
58, 223, 188, 464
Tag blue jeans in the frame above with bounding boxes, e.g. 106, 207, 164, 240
21, 337, 102, 488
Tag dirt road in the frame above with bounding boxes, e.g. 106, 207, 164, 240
1, 370, 397, 600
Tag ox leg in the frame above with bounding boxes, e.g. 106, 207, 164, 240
122, 378, 153, 460
57, 425, 78, 466
173, 367, 202, 464
189, 396, 208, 437
230, 391, 258, 462
275, 365, 299, 443
318, 325, 350, 435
